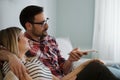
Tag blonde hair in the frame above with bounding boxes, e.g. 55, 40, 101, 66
0, 27, 22, 57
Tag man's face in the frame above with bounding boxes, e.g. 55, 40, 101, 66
29, 13, 49, 39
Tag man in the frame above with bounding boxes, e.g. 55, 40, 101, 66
19, 5, 89, 78
0, 5, 120, 80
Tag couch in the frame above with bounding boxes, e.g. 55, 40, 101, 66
0, 37, 120, 80
56, 37, 120, 78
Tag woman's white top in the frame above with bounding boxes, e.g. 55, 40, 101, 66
2, 58, 52, 80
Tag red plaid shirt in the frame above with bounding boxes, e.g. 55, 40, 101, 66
25, 32, 66, 78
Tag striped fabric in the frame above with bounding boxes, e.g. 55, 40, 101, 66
3, 71, 18, 80
2, 58, 52, 80
25, 33, 65, 78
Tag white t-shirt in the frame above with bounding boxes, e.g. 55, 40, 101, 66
2, 58, 52, 80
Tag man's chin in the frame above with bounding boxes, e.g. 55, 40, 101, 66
40, 34, 47, 40
44, 31, 48, 35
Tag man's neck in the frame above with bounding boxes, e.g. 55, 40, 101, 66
25, 32, 40, 42
31, 36, 40, 42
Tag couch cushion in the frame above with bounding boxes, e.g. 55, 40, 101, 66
56, 38, 73, 59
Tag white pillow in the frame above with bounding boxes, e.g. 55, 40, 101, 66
56, 38, 73, 59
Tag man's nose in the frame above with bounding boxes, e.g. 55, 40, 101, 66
44, 23, 48, 30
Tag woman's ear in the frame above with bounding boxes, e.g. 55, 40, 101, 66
25, 22, 32, 30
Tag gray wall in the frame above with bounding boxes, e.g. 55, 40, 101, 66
56, 0, 95, 58
0, 0, 95, 58
0, 0, 56, 36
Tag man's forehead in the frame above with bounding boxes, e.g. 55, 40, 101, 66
34, 13, 45, 20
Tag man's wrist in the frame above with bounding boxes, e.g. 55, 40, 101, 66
7, 53, 16, 61
66, 59, 73, 64
67, 57, 74, 63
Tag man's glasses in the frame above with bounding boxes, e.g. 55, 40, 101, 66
30, 18, 49, 26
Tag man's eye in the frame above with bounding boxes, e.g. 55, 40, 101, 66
39, 21, 45, 25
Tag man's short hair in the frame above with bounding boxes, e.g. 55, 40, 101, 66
19, 5, 43, 29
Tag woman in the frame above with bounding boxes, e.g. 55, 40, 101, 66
0, 27, 119, 80
0, 27, 52, 80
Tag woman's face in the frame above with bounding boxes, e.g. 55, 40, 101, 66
18, 31, 30, 54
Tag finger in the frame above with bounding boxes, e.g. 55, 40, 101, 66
81, 50, 98, 56
82, 50, 98, 53
11, 66, 20, 79
72, 49, 83, 57
76, 51, 84, 57
15, 66, 21, 79
22, 70, 28, 80
82, 52, 88, 55
24, 72, 33, 80
72, 48, 79, 51
20, 64, 28, 80
70, 48, 80, 55
19, 67, 24, 80
10, 63, 20, 79
73, 49, 84, 57
70, 52, 81, 60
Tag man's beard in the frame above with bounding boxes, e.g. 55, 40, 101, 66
32, 31, 47, 40
40, 33, 47, 40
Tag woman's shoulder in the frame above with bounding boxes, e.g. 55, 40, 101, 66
25, 57, 53, 80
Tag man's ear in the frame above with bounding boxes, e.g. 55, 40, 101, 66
25, 22, 32, 30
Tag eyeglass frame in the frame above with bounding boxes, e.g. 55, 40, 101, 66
29, 18, 49, 27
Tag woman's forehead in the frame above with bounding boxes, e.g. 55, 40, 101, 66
18, 31, 24, 37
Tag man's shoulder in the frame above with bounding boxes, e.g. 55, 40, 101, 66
45, 35, 56, 40
45, 35, 58, 44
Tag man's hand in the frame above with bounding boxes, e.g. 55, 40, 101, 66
0, 50, 28, 80
68, 48, 87, 62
